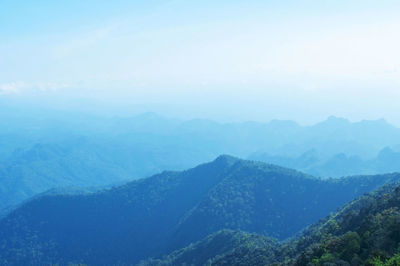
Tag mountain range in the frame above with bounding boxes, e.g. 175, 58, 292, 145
1, 156, 400, 265
2, 111, 400, 213
250, 146, 400, 178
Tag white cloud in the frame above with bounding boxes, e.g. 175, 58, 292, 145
0, 81, 26, 95
0, 82, 69, 95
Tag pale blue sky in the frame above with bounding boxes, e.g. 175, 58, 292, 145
1, 1, 400, 124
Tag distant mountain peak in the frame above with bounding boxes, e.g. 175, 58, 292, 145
312, 116, 350, 129
326, 115, 350, 123
377, 146, 396, 158
134, 112, 165, 120
269, 119, 299, 126
359, 117, 391, 126
214, 154, 240, 165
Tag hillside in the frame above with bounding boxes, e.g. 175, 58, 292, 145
140, 230, 279, 266
143, 184, 400, 266
2, 112, 400, 213
285, 183, 400, 265
0, 156, 400, 265
0, 139, 131, 211
0, 134, 216, 212
250, 146, 400, 178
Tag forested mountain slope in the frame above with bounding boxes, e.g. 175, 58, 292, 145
140, 230, 280, 266
0, 134, 216, 212
286, 183, 400, 265
0, 156, 399, 265
151, 184, 400, 266
3, 111, 400, 213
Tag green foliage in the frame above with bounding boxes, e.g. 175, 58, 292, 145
139, 230, 279, 266
1, 156, 400, 265
287, 184, 400, 265
368, 253, 400, 266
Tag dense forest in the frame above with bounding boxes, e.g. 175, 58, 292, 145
140, 230, 280, 266
1, 156, 400, 265
141, 183, 400, 266
288, 183, 400, 265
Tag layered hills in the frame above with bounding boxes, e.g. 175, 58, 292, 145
1, 156, 399, 265
2, 111, 400, 213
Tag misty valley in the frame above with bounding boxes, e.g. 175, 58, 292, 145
1, 111, 400, 265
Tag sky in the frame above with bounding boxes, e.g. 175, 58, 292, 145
1, 0, 400, 125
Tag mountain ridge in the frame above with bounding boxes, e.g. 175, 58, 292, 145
1, 156, 400, 265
